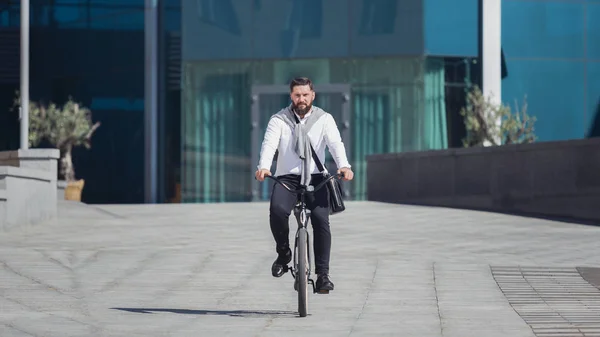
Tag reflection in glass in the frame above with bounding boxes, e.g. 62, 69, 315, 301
197, 0, 240, 35
251, 0, 337, 59
182, 57, 449, 202
0, 3, 19, 27
588, 3, 600, 59
424, 0, 478, 56
502, 59, 585, 141
349, 0, 422, 56
586, 62, 600, 137
183, 0, 428, 60
279, 0, 323, 57
358, 0, 397, 35
253, 92, 289, 201
424, 58, 448, 150
502, 1, 584, 59
588, 98, 600, 138
182, 67, 252, 202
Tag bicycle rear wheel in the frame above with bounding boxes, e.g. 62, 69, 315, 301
296, 227, 309, 317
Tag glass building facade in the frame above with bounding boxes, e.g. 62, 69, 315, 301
1, 0, 149, 204
501, 0, 600, 142
178, 0, 468, 203
0, 0, 598, 204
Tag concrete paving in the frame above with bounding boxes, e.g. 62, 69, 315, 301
1, 200, 600, 337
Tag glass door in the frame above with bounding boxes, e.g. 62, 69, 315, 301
251, 84, 351, 201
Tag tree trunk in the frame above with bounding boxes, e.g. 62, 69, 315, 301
60, 144, 75, 182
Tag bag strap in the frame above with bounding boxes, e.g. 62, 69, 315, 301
292, 113, 327, 173
310, 143, 326, 173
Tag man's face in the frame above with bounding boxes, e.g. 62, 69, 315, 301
290, 84, 315, 116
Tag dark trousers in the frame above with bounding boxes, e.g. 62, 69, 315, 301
269, 174, 331, 275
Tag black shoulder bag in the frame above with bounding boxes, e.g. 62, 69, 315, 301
309, 144, 346, 215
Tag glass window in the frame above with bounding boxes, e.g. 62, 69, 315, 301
53, 5, 87, 28
55, 0, 142, 4
88, 8, 144, 30
53, 6, 144, 29
82, 104, 145, 204
424, 0, 478, 57
181, 57, 447, 202
96, 0, 142, 4
252, 0, 349, 59
181, 0, 253, 60
588, 2, 600, 60
181, 61, 254, 202
349, 0, 423, 56
502, 59, 585, 141
90, 97, 144, 111
163, 7, 181, 32
164, 0, 181, 7
53, 0, 85, 4
586, 61, 600, 137
0, 3, 19, 27
502, 1, 585, 59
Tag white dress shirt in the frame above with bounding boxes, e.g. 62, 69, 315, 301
258, 109, 351, 176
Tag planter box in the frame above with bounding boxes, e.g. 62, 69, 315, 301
367, 138, 600, 223
0, 166, 56, 231
0, 149, 60, 231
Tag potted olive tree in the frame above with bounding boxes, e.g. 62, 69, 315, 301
460, 85, 536, 147
14, 93, 100, 201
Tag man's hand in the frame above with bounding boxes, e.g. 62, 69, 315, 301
255, 168, 272, 181
337, 167, 354, 181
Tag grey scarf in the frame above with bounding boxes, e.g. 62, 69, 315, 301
273, 105, 326, 187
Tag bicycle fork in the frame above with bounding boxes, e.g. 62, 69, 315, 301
291, 205, 318, 293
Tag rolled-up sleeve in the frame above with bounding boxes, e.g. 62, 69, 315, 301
324, 114, 351, 169
257, 117, 282, 170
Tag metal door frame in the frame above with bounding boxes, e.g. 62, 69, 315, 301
251, 84, 352, 201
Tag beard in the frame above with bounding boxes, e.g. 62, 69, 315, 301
292, 101, 313, 116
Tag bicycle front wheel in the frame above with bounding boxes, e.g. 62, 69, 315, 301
297, 227, 309, 317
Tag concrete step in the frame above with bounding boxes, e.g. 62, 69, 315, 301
0, 186, 6, 231
0, 165, 55, 232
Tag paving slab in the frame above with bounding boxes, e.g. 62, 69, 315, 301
1, 201, 600, 336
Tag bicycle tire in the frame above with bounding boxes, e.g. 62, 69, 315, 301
297, 227, 309, 317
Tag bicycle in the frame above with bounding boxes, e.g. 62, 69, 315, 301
259, 173, 344, 317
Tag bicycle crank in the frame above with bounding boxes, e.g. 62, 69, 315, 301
308, 278, 317, 293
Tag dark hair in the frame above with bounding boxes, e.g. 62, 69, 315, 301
289, 77, 314, 92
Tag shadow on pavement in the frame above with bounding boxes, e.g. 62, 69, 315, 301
111, 307, 297, 317
577, 267, 600, 290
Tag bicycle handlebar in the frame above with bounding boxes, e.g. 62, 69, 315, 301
260, 173, 343, 195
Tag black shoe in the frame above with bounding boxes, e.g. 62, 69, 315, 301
271, 247, 292, 278
316, 274, 334, 293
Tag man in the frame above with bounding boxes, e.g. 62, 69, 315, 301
255, 77, 354, 293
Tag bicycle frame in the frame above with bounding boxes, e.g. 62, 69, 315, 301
292, 188, 312, 286
263, 173, 342, 292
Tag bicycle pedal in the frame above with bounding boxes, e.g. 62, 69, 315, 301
317, 290, 330, 294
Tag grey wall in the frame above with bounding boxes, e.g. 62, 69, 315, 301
0, 149, 60, 231
367, 138, 600, 223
